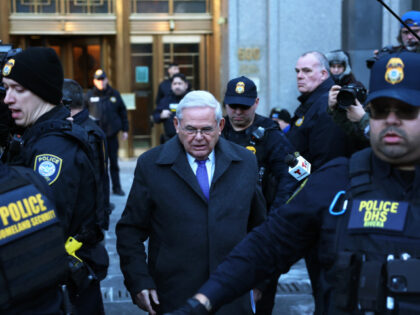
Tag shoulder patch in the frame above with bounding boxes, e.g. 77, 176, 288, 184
34, 154, 63, 185
295, 116, 304, 127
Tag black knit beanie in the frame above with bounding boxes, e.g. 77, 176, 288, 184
2, 47, 64, 105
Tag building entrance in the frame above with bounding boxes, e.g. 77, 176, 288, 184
130, 35, 206, 149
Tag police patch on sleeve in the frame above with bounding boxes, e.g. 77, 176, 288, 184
34, 154, 63, 185
348, 199, 408, 231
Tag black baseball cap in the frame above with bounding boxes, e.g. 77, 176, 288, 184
365, 52, 420, 107
224, 76, 257, 106
94, 68, 107, 80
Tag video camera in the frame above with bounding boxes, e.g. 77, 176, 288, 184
337, 83, 367, 109
366, 45, 395, 69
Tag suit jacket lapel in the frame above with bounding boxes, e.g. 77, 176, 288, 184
156, 136, 207, 201
212, 137, 243, 186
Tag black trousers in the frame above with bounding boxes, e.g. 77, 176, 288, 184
73, 281, 105, 315
107, 134, 121, 191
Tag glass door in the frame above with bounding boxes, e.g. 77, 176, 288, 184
130, 35, 205, 150
162, 36, 202, 90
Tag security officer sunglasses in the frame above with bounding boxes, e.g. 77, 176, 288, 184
227, 104, 252, 110
369, 100, 420, 120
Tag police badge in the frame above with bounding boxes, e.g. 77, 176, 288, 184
235, 82, 245, 94
95, 69, 103, 77
295, 116, 304, 127
2, 59, 15, 77
385, 57, 404, 85
34, 154, 63, 185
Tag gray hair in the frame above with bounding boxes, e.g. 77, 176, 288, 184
176, 90, 223, 123
301, 51, 330, 73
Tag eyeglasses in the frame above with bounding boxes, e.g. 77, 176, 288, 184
369, 102, 420, 120
181, 126, 215, 136
227, 104, 252, 110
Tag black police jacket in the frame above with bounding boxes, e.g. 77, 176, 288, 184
288, 77, 354, 172
222, 114, 295, 209
153, 91, 188, 140
0, 161, 68, 314
86, 85, 129, 137
325, 149, 420, 314
73, 108, 110, 230
197, 149, 420, 314
155, 78, 172, 106
7, 105, 97, 236
7, 105, 108, 277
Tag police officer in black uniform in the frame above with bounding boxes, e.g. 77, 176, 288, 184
222, 76, 295, 315
168, 51, 420, 315
155, 62, 180, 106
222, 76, 295, 209
367, 11, 420, 68
63, 78, 111, 230
2, 47, 107, 314
85, 69, 129, 196
0, 159, 68, 314
152, 73, 191, 143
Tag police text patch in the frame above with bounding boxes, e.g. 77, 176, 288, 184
348, 199, 408, 231
34, 154, 63, 185
0, 185, 58, 246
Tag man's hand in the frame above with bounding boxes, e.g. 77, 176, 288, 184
346, 98, 366, 123
122, 132, 128, 141
135, 289, 160, 314
328, 85, 341, 110
160, 109, 172, 119
252, 288, 262, 303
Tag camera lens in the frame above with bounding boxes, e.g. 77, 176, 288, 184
337, 89, 356, 109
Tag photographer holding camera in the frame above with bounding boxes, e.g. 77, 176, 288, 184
328, 84, 369, 149
326, 49, 369, 149
367, 10, 420, 68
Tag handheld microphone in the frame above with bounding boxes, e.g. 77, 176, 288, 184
285, 152, 311, 181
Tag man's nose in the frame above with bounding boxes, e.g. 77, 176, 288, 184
385, 111, 401, 125
3, 90, 13, 104
194, 131, 204, 140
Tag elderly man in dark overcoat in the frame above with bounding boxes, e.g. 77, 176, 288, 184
116, 90, 266, 315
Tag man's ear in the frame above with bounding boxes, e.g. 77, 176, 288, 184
218, 117, 225, 134
254, 98, 260, 109
174, 116, 180, 133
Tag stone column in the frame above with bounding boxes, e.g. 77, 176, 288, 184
115, 0, 133, 157
0, 0, 10, 44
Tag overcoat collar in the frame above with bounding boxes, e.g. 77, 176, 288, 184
155, 136, 243, 201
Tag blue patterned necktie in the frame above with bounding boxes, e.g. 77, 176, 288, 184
195, 159, 209, 200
